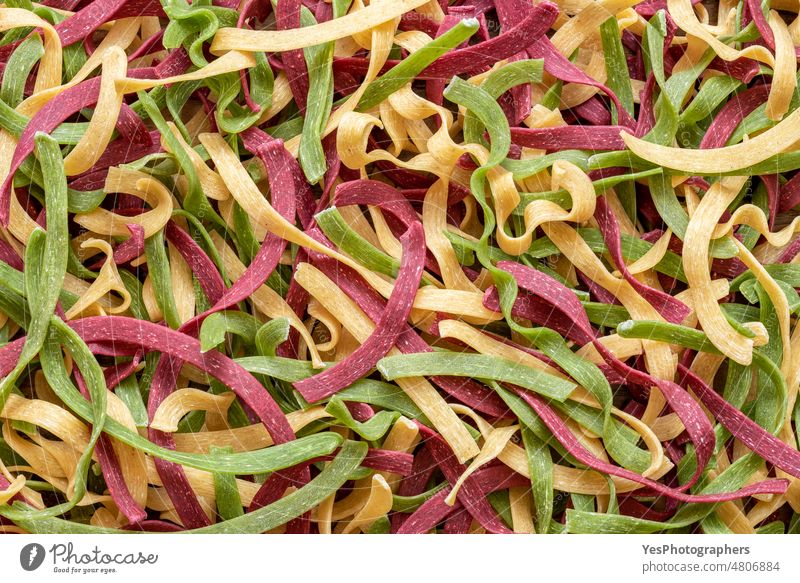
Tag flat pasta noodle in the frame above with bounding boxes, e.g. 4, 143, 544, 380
150, 389, 236, 433
338, 474, 393, 533
765, 11, 797, 121
210, 0, 431, 53
683, 176, 754, 364
667, 0, 775, 66
499, 159, 596, 255
62, 47, 128, 176
0, 8, 62, 93
75, 168, 174, 238
64, 239, 131, 319
620, 107, 800, 173
23, 17, 142, 115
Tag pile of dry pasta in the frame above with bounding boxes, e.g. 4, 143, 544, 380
1, 0, 800, 535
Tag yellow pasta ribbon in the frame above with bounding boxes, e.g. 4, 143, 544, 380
683, 176, 753, 364
150, 389, 236, 433
765, 10, 797, 121
294, 262, 480, 463
0, 8, 62, 92
210, 0, 430, 53
63, 47, 128, 176
75, 168, 174, 238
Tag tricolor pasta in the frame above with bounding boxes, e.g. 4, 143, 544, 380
0, 0, 799, 536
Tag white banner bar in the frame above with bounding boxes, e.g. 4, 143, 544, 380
2, 535, 797, 582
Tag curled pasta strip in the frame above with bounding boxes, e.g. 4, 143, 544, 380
294, 262, 480, 463
150, 389, 236, 433
498, 160, 596, 256
765, 11, 797, 121
621, 107, 800, 174
444, 425, 519, 506
683, 176, 754, 364
172, 407, 332, 453
65, 239, 132, 320
306, 298, 343, 354
623, 229, 673, 276
62, 46, 128, 176
75, 168, 174, 238
338, 475, 393, 534
0, 9, 62, 93
168, 241, 196, 325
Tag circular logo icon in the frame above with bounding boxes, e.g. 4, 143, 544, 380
19, 543, 46, 572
